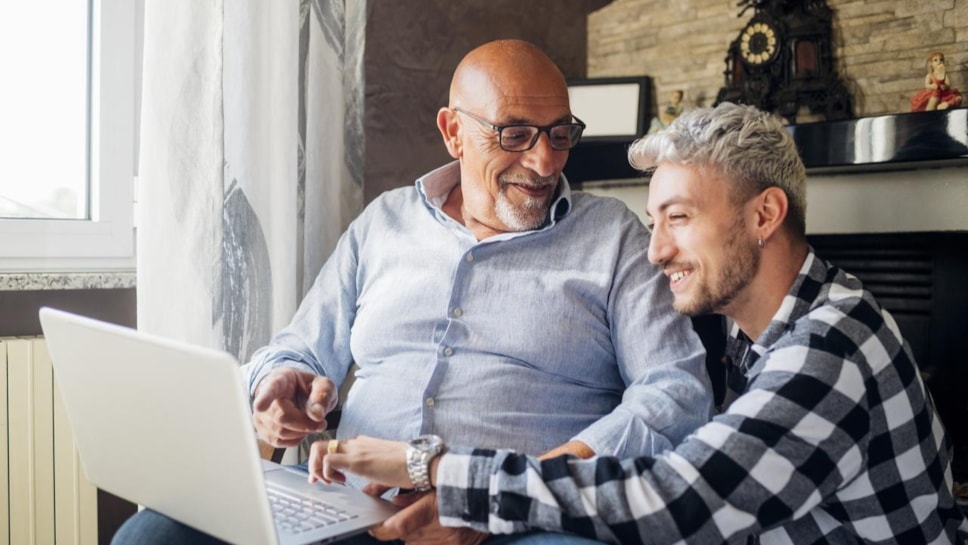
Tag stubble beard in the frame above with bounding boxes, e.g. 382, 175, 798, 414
674, 217, 760, 317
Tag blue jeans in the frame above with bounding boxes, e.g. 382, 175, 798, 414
111, 508, 605, 545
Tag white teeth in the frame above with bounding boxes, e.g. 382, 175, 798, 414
670, 271, 688, 282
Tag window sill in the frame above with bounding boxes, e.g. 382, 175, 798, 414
0, 271, 136, 291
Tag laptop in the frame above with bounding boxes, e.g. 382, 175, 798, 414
39, 307, 399, 545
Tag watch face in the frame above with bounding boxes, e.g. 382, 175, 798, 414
411, 434, 443, 453
740, 20, 779, 66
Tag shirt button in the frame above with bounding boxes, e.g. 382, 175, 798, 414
443, 347, 454, 357
425, 397, 435, 408
465, 253, 474, 263
453, 307, 462, 317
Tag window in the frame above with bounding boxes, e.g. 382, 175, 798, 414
0, 0, 137, 272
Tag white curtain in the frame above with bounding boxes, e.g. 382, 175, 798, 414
137, 0, 364, 361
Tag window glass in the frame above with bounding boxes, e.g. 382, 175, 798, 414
0, 1, 90, 220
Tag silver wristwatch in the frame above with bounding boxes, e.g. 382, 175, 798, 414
405, 434, 445, 492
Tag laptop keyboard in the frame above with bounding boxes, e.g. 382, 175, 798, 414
267, 483, 359, 535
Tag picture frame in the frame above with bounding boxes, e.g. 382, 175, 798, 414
567, 76, 651, 142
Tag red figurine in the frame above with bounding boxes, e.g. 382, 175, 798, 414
910, 52, 962, 112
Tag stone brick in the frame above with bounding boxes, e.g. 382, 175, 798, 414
835, 0, 898, 20
895, 0, 954, 17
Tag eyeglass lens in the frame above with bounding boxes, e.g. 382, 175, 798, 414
500, 125, 584, 151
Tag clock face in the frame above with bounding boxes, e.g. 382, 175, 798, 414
740, 20, 779, 66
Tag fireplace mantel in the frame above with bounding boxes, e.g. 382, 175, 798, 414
789, 109, 968, 174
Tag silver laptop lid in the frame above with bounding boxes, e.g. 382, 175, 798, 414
40, 307, 281, 545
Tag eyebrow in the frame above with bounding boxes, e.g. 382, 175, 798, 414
646, 196, 693, 217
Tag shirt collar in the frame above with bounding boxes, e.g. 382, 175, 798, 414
415, 161, 574, 234
727, 248, 824, 367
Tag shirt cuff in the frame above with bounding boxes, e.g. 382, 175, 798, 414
242, 359, 317, 401
435, 447, 500, 532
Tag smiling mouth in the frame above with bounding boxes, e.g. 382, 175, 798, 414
667, 269, 692, 289
510, 184, 553, 197
500, 172, 557, 198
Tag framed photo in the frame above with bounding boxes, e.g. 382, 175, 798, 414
567, 76, 651, 142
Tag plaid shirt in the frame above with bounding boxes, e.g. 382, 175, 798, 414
435, 251, 968, 544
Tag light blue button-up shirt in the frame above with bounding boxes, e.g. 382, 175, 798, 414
244, 161, 712, 459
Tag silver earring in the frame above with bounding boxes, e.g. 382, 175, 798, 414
757, 238, 765, 248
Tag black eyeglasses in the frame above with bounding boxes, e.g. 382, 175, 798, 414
452, 107, 586, 152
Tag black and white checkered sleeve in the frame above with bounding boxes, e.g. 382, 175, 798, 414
432, 256, 966, 543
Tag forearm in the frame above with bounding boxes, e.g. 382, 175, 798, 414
572, 369, 713, 458
244, 226, 361, 397
427, 440, 594, 495
243, 347, 322, 397
433, 447, 626, 541
243, 292, 355, 397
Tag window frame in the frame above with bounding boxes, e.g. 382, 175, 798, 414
0, 0, 136, 273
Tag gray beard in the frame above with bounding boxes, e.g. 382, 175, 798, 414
495, 174, 556, 232
494, 190, 548, 231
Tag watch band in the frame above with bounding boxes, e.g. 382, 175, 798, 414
405, 434, 443, 492
406, 448, 432, 492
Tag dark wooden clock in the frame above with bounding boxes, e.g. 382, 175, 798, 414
715, 0, 853, 122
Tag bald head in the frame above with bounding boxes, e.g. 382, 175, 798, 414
449, 40, 569, 113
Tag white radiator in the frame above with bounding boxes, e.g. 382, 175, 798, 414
1, 337, 98, 545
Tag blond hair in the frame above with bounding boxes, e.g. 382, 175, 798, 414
629, 102, 807, 236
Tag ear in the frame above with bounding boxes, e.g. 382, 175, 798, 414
437, 108, 462, 159
753, 186, 788, 241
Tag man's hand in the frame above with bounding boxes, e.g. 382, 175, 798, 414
251, 368, 336, 447
308, 435, 409, 487
370, 491, 488, 545
539, 439, 595, 461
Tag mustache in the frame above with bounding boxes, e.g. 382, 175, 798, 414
662, 262, 692, 273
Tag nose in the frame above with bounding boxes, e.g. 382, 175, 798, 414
520, 132, 560, 178
647, 223, 674, 265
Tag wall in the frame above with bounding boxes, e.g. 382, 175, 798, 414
362, 0, 610, 202
587, 0, 967, 117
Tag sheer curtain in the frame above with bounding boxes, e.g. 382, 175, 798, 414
137, 0, 364, 362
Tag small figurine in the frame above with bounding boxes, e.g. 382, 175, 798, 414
910, 52, 962, 112
648, 89, 685, 134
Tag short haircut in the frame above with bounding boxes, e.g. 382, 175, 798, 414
628, 102, 807, 236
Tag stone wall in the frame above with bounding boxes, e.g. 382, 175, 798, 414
587, 0, 967, 118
